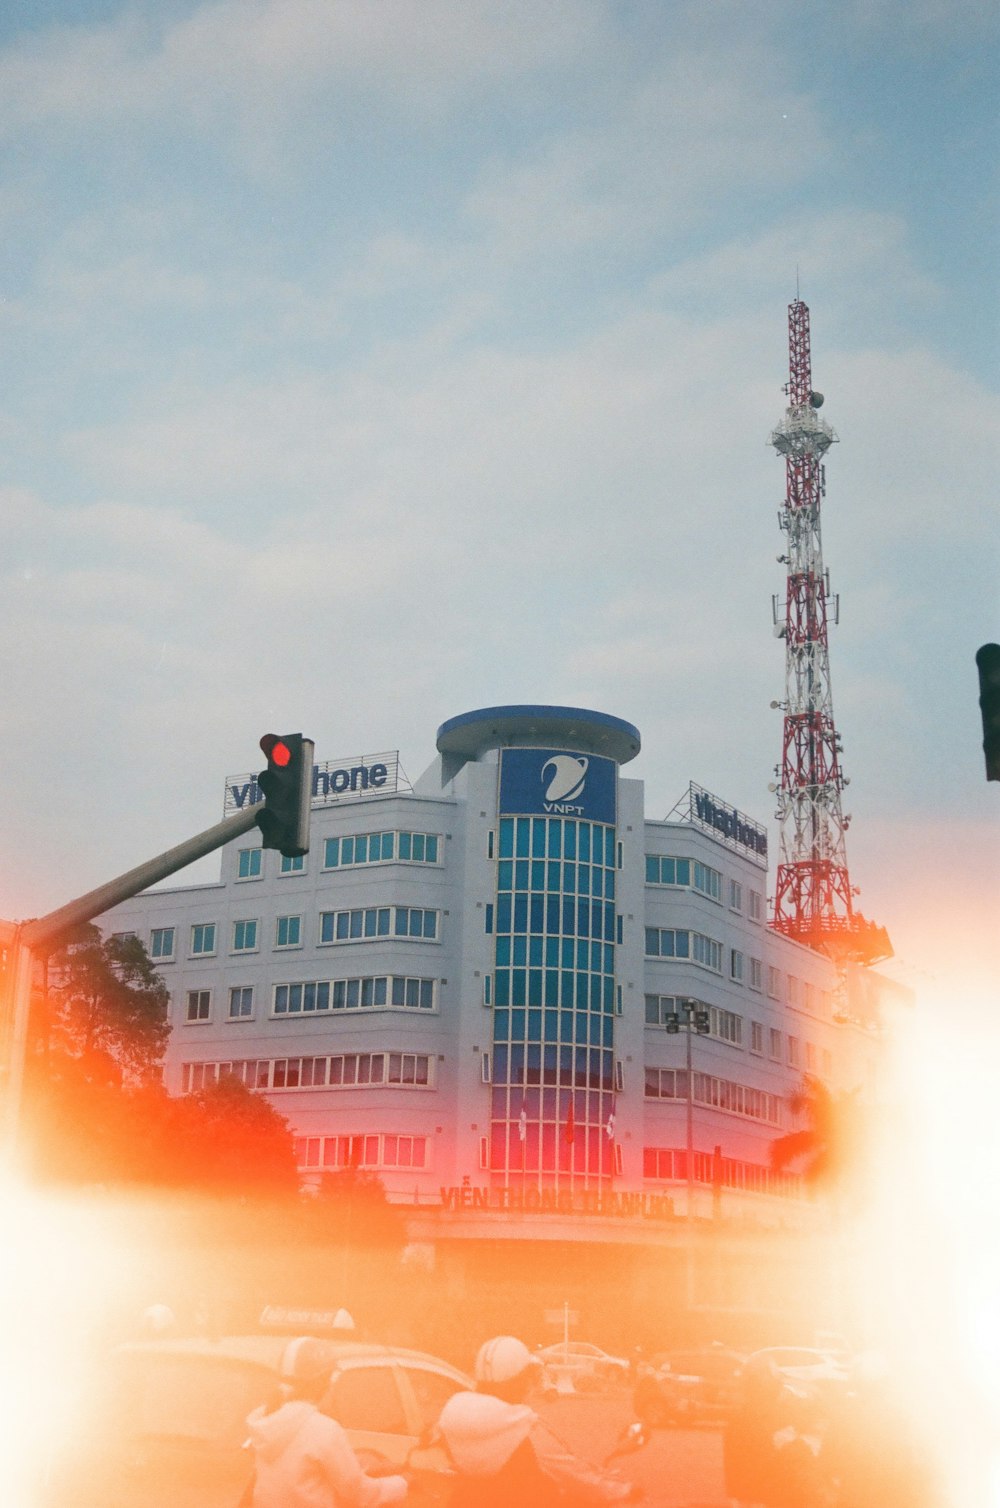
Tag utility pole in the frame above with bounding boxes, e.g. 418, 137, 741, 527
0, 734, 314, 1164
667, 998, 709, 1307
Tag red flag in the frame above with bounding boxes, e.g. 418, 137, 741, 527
563, 1095, 575, 1145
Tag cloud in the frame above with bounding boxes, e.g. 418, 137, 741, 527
0, 0, 613, 142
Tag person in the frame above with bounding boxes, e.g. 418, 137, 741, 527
819, 1350, 939, 1508
245, 1336, 407, 1508
437, 1334, 638, 1507
724, 1352, 833, 1508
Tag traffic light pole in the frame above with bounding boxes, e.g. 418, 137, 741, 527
1, 804, 259, 1162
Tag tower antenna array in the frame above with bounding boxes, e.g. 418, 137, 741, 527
768, 298, 890, 965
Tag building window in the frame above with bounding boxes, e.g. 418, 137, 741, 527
275, 915, 302, 949
186, 990, 211, 1023
394, 907, 438, 939
769, 1027, 782, 1060
644, 856, 722, 901
750, 1020, 764, 1055
279, 854, 305, 874
748, 889, 763, 922
729, 879, 743, 912
749, 957, 763, 992
805, 1040, 816, 1071
787, 1036, 800, 1067
293, 1133, 428, 1172
643, 1068, 781, 1124
788, 975, 802, 1007
645, 928, 722, 972
316, 906, 441, 945
237, 848, 262, 880
269, 1051, 432, 1090
322, 830, 440, 870
767, 966, 781, 999
232, 919, 258, 953
191, 923, 216, 956
272, 975, 436, 1015
710, 1006, 743, 1045
229, 986, 254, 1020
730, 949, 744, 984
150, 927, 175, 960
643, 1145, 801, 1196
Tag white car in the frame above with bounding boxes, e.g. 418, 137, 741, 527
44, 1332, 473, 1508
537, 1341, 630, 1391
744, 1345, 850, 1388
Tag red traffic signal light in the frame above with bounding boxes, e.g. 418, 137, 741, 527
256, 733, 314, 857
261, 735, 293, 768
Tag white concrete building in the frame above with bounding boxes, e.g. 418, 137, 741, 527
102, 705, 895, 1264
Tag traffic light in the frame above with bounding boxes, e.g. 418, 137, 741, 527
256, 733, 314, 856
976, 644, 1000, 782
694, 1010, 711, 1034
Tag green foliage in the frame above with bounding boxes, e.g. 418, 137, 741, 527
43, 923, 170, 1084
22, 927, 297, 1194
769, 1074, 868, 1194
312, 1167, 407, 1251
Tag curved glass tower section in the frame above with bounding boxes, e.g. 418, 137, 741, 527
436, 706, 641, 1193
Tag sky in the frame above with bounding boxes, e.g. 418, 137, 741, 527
1, 0, 998, 1022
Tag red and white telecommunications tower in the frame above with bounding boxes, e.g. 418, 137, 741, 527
768, 297, 890, 965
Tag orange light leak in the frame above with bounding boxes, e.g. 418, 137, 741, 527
849, 982, 1000, 1508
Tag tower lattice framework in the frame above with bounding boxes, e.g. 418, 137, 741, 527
768, 298, 890, 964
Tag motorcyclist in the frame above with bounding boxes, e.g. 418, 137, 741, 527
245, 1336, 408, 1508
437, 1334, 640, 1506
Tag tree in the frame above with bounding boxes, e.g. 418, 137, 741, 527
314, 1167, 407, 1251
769, 1074, 868, 1197
42, 923, 170, 1084
166, 1077, 299, 1193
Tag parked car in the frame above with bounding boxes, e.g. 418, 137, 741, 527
43, 1331, 474, 1508
635, 1347, 745, 1426
537, 1340, 630, 1391
743, 1345, 850, 1388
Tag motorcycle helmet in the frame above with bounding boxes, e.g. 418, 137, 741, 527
474, 1335, 534, 1387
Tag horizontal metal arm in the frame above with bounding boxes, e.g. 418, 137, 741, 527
23, 806, 260, 952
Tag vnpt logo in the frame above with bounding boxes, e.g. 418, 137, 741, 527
542, 755, 588, 814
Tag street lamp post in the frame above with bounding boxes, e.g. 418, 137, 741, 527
666, 998, 710, 1307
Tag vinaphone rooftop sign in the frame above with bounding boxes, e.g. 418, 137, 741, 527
223, 752, 404, 816
666, 781, 768, 863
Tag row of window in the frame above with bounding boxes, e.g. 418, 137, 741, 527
486, 1119, 623, 1176
496, 860, 616, 900
644, 995, 832, 1073
645, 929, 724, 971
494, 894, 617, 942
644, 995, 742, 1044
642, 1146, 801, 1195
152, 907, 441, 964
185, 976, 436, 1023
235, 830, 442, 881
493, 970, 615, 1012
295, 1133, 428, 1171
497, 816, 616, 867
645, 856, 766, 921
643, 1067, 782, 1124
181, 1051, 432, 1093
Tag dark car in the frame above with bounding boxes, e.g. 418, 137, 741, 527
635, 1347, 745, 1427
43, 1332, 473, 1508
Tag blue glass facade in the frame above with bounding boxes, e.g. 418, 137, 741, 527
489, 800, 619, 1187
